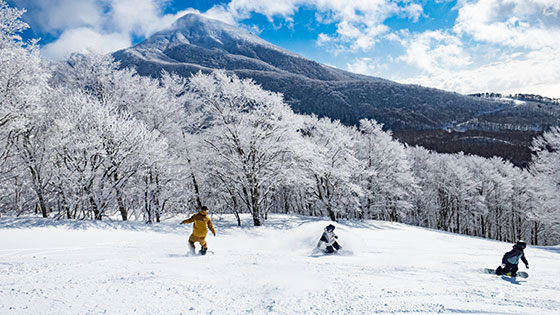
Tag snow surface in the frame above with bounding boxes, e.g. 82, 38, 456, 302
1, 214, 559, 314
497, 97, 526, 106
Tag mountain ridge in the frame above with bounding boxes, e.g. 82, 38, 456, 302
114, 13, 509, 128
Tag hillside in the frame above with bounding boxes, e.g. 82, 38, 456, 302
1, 215, 559, 314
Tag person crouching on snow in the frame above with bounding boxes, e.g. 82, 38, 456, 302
317, 224, 341, 253
496, 240, 529, 276
180, 206, 216, 255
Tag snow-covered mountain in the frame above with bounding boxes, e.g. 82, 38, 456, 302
113, 14, 513, 130
2, 214, 559, 314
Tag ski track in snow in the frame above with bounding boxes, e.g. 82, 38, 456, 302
1, 215, 559, 315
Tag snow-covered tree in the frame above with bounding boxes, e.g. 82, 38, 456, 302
188, 71, 306, 226
0, 1, 50, 216
299, 116, 362, 221
529, 127, 560, 244
356, 119, 415, 221
49, 89, 166, 220
157, 71, 206, 216
53, 53, 194, 222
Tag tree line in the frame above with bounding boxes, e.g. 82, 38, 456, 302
1, 1, 558, 245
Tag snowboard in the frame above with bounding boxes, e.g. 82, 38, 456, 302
484, 268, 528, 278
186, 250, 214, 257
310, 247, 352, 257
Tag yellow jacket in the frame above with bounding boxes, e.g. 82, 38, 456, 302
181, 210, 216, 238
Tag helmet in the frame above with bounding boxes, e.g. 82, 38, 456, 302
516, 240, 527, 249
326, 224, 335, 231
199, 206, 208, 215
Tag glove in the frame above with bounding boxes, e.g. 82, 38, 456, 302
213, 232, 216, 236
335, 236, 338, 239
525, 263, 529, 269
500, 264, 506, 269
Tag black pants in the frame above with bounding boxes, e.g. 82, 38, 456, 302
325, 242, 341, 253
496, 262, 518, 276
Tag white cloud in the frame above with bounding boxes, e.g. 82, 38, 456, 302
42, 27, 131, 59
312, 0, 418, 51
396, 48, 560, 98
454, 0, 560, 50
385, 0, 560, 97
110, 0, 165, 36
214, 0, 423, 52
346, 57, 378, 76
398, 30, 471, 71
401, 2, 423, 22
203, 5, 238, 25
10, 0, 103, 34
226, 0, 300, 20
316, 33, 332, 46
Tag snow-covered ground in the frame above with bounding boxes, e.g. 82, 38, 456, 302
1, 214, 559, 314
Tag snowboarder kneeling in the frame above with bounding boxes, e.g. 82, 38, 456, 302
317, 224, 341, 253
496, 240, 529, 276
180, 206, 216, 255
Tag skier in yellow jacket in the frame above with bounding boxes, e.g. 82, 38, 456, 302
180, 206, 216, 255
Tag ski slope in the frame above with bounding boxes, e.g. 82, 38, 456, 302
1, 215, 559, 314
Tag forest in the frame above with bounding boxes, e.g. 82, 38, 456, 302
393, 129, 539, 168
1, 1, 559, 245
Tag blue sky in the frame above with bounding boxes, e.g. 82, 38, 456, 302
7, 0, 560, 97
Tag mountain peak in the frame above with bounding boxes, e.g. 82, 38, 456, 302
158, 13, 269, 49
171, 13, 229, 30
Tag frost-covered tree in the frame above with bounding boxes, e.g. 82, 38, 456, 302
430, 154, 474, 232
407, 146, 439, 227
408, 144, 547, 244
188, 71, 306, 226
12, 98, 53, 219
299, 116, 362, 221
477, 157, 515, 240
159, 71, 207, 214
119, 71, 190, 223
53, 54, 193, 222
356, 119, 415, 221
49, 89, 166, 220
529, 127, 560, 244
0, 1, 30, 44
0, 1, 50, 216
505, 168, 536, 243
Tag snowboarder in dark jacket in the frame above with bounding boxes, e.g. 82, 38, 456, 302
317, 224, 341, 253
496, 240, 529, 276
